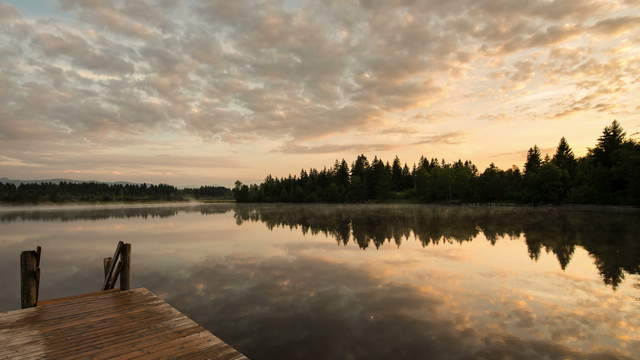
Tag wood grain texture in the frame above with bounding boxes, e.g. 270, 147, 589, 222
0, 288, 249, 360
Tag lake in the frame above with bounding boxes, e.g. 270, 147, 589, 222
0, 203, 638, 359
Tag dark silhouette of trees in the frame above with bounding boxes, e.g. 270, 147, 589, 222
230, 121, 639, 205
0, 182, 232, 203
524, 145, 542, 175
335, 160, 350, 189
367, 157, 391, 199
551, 137, 576, 199
568, 120, 640, 204
591, 120, 625, 168
552, 137, 577, 175
391, 156, 403, 191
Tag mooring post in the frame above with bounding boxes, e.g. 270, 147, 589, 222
102, 241, 123, 290
120, 243, 131, 290
20, 250, 38, 308
103, 257, 113, 279
35, 246, 41, 303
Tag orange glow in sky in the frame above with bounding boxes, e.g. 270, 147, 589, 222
0, 0, 639, 186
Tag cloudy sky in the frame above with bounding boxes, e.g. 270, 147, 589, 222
1, 0, 639, 186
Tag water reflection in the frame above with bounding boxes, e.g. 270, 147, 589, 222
2, 203, 639, 290
0, 203, 638, 359
232, 204, 640, 290
140, 255, 636, 360
0, 203, 232, 222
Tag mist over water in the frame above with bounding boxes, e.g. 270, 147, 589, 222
1, 203, 638, 359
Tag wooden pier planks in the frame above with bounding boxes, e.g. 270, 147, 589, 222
0, 288, 248, 360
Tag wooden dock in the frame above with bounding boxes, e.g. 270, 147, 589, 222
0, 288, 249, 359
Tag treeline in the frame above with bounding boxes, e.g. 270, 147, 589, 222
0, 182, 232, 203
234, 121, 640, 205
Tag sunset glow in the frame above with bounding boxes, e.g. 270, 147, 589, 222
1, 0, 639, 186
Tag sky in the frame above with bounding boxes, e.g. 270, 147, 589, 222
0, 0, 639, 187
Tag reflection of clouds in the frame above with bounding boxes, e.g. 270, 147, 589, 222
1, 204, 639, 359
136, 254, 633, 360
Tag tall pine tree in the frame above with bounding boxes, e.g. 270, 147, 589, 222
525, 146, 542, 175
552, 137, 576, 175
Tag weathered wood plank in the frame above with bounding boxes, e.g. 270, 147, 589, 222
2, 289, 156, 324
0, 288, 249, 360
38, 289, 120, 307
0, 300, 172, 354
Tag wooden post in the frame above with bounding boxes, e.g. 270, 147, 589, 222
120, 244, 131, 290
20, 251, 38, 308
102, 241, 123, 290
107, 261, 124, 290
35, 246, 41, 267
103, 257, 112, 279
35, 246, 41, 303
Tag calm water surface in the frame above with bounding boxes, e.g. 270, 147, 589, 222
1, 203, 639, 359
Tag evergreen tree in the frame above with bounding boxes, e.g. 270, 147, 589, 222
391, 156, 403, 191
367, 157, 391, 199
590, 120, 626, 168
552, 137, 576, 175
351, 154, 369, 182
336, 159, 350, 188
551, 137, 576, 199
401, 164, 412, 190
524, 145, 542, 175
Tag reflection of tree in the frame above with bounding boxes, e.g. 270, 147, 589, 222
233, 204, 640, 289
0, 204, 233, 222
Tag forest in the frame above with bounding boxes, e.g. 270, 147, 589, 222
233, 121, 640, 205
0, 182, 232, 203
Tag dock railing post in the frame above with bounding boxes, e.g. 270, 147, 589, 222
20, 250, 39, 308
120, 243, 131, 290
102, 241, 123, 290
103, 257, 113, 279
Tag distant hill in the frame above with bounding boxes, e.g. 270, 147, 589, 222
0, 177, 136, 186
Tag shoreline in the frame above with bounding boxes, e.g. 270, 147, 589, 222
1, 200, 637, 213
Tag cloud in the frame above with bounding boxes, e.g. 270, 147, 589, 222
498, 24, 585, 54
1, 0, 639, 183
3, 0, 630, 145
591, 16, 640, 35
274, 131, 466, 154
412, 132, 467, 145
0, 155, 38, 167
477, 113, 510, 122
381, 126, 417, 135
275, 142, 399, 154
0, 2, 19, 20
15, 153, 243, 169
31, 30, 135, 75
